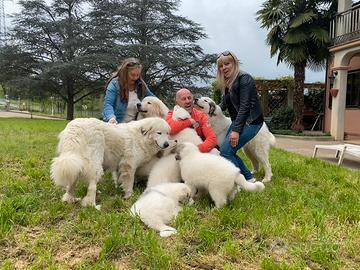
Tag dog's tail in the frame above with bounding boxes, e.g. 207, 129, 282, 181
235, 174, 265, 192
50, 153, 83, 188
263, 123, 276, 146
268, 131, 276, 147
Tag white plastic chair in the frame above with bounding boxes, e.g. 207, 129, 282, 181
312, 143, 360, 166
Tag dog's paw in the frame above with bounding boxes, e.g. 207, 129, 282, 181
255, 182, 265, 192
62, 193, 80, 203
81, 196, 96, 207
262, 178, 272, 183
95, 204, 101, 211
188, 198, 195, 206
160, 228, 177, 237
123, 192, 133, 199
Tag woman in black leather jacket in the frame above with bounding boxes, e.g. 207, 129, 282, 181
217, 51, 264, 182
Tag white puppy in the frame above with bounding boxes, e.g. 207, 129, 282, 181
146, 105, 198, 188
194, 97, 275, 182
51, 117, 172, 208
175, 142, 265, 208
130, 183, 192, 237
137, 97, 204, 145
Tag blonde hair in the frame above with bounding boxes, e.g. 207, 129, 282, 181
216, 51, 240, 92
105, 57, 146, 102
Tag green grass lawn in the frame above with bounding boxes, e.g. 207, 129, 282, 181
0, 118, 359, 269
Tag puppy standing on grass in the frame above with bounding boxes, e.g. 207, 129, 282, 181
130, 183, 192, 237
175, 142, 265, 208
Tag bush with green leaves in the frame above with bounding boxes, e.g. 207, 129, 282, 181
271, 107, 295, 130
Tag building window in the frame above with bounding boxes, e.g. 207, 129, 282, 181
346, 70, 360, 108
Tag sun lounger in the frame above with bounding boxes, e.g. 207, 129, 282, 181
312, 143, 360, 166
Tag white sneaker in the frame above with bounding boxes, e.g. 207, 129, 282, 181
247, 178, 256, 183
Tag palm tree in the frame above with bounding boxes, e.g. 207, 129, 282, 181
256, 0, 337, 132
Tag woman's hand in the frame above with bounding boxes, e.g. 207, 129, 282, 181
229, 131, 239, 147
108, 117, 118, 124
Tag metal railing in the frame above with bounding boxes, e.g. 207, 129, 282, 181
330, 5, 360, 45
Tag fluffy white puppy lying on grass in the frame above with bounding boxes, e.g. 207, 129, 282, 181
175, 142, 265, 208
130, 183, 192, 237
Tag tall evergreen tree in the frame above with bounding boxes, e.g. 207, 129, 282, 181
89, 0, 216, 101
2, 0, 215, 119
256, 0, 336, 131
8, 0, 112, 120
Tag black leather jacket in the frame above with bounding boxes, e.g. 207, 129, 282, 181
219, 71, 263, 134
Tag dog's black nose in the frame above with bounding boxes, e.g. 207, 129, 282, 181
136, 103, 141, 109
163, 142, 169, 148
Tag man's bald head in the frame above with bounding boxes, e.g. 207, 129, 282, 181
175, 88, 194, 113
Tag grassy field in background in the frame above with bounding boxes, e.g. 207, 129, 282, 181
0, 118, 359, 269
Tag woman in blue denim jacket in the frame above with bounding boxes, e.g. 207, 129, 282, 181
216, 51, 264, 182
102, 58, 154, 124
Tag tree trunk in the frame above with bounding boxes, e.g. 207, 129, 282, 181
66, 78, 75, 120
67, 97, 74, 120
291, 63, 305, 132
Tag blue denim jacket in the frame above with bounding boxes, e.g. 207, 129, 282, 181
102, 78, 154, 123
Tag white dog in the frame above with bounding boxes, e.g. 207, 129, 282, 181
175, 142, 265, 208
194, 97, 275, 182
50, 117, 172, 208
130, 183, 192, 237
137, 97, 219, 188
137, 97, 203, 145
146, 105, 201, 187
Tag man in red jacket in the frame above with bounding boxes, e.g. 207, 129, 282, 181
166, 88, 218, 153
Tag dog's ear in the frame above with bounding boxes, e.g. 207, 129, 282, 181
209, 101, 217, 117
141, 126, 153, 136
159, 102, 169, 119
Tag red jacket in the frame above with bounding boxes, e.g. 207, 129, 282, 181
166, 108, 218, 153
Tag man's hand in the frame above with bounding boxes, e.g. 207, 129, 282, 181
108, 117, 118, 124
229, 131, 239, 147
190, 118, 199, 129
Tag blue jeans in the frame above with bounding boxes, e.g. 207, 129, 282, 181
220, 123, 262, 180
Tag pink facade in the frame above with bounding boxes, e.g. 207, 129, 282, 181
324, 55, 360, 137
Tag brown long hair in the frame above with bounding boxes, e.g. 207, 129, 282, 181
216, 51, 240, 93
105, 57, 146, 102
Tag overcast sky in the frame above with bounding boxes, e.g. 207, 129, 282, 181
4, 0, 325, 82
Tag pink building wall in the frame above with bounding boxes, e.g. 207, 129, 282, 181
324, 55, 360, 137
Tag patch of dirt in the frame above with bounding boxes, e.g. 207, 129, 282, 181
0, 226, 44, 269
185, 254, 258, 270
115, 257, 133, 270
55, 244, 101, 268
1, 159, 26, 176
269, 238, 290, 262
1, 225, 101, 269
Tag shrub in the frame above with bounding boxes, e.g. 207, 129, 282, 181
271, 107, 295, 130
